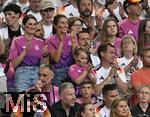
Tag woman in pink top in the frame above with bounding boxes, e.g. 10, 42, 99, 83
9, 15, 44, 92
101, 18, 121, 57
47, 14, 76, 87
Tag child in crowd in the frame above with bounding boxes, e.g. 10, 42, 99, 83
76, 81, 95, 103
68, 47, 96, 97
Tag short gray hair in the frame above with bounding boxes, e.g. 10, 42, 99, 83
59, 82, 74, 95
39, 64, 53, 71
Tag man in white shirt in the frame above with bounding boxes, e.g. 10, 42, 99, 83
27, 0, 42, 22
95, 43, 128, 99
99, 84, 120, 117
15, 0, 30, 14
40, 0, 55, 39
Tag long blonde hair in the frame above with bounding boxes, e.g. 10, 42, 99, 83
110, 98, 132, 117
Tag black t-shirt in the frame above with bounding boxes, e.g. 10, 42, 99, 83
8, 26, 21, 43
131, 103, 150, 117
50, 101, 80, 117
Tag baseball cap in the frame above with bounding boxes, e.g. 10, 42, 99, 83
40, 0, 55, 11
123, 0, 142, 11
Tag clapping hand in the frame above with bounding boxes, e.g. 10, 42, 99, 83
130, 56, 139, 67
118, 2, 126, 18
23, 41, 32, 53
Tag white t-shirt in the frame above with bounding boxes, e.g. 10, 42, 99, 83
0, 63, 5, 77
103, 6, 122, 21
43, 24, 53, 39
99, 106, 110, 117
16, 0, 30, 13
117, 56, 143, 81
96, 67, 127, 99
96, 66, 127, 85
1, 0, 14, 9
64, 4, 80, 18
0, 12, 6, 23
96, 67, 111, 84
0, 63, 7, 92
52, 0, 67, 8
27, 11, 42, 22
90, 54, 101, 69
96, 0, 124, 5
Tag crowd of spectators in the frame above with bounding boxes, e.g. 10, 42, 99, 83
0, 0, 149, 117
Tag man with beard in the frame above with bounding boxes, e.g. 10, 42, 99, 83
27, 0, 42, 22
50, 82, 80, 117
77, 0, 96, 39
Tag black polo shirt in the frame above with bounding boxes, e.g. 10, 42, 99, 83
50, 101, 80, 117
131, 103, 150, 117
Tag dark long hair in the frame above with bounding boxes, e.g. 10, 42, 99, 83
52, 14, 68, 34
138, 18, 150, 54
101, 18, 119, 43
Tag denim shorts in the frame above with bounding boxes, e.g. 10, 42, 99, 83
52, 66, 68, 87
15, 66, 39, 92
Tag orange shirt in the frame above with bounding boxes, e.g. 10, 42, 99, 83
131, 68, 150, 88
130, 68, 150, 106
